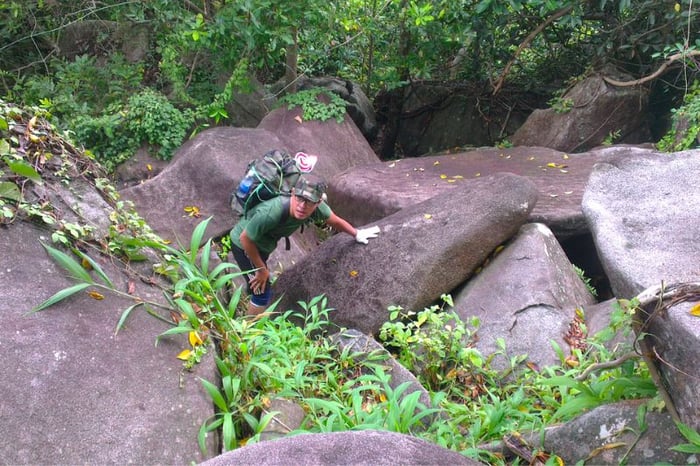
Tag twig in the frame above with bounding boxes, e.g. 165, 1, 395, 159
603, 51, 700, 87
575, 351, 640, 381
492, 5, 573, 95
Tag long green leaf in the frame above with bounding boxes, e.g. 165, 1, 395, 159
41, 242, 94, 283
0, 181, 21, 201
73, 248, 114, 288
676, 421, 700, 445
8, 160, 42, 182
198, 417, 223, 455
200, 238, 211, 274
175, 298, 198, 324
28, 283, 91, 313
155, 324, 192, 345
200, 377, 229, 412
222, 412, 236, 451
114, 302, 143, 336
213, 272, 246, 292
189, 217, 211, 263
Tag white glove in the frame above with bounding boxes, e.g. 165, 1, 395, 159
355, 225, 380, 244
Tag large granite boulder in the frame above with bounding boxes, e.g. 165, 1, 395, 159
200, 430, 480, 466
582, 150, 700, 431
453, 223, 597, 370
328, 145, 626, 239
0, 221, 218, 465
511, 70, 651, 152
275, 173, 538, 335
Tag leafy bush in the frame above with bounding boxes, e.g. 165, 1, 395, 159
72, 89, 194, 171
657, 80, 700, 152
278, 88, 347, 123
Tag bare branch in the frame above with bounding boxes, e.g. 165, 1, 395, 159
575, 351, 639, 381
603, 51, 700, 87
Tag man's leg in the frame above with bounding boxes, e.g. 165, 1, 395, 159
231, 243, 272, 316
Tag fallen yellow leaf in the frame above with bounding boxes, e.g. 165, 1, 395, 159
689, 302, 700, 316
349, 270, 359, 277
176, 349, 192, 360
189, 331, 203, 347
447, 179, 456, 183
184, 206, 201, 218
87, 290, 104, 300
440, 174, 448, 179
423, 213, 432, 219
433, 161, 440, 165
146, 163, 152, 171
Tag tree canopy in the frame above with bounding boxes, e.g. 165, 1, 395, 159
1, 0, 698, 164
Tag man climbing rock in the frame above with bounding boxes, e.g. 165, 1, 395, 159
230, 174, 380, 316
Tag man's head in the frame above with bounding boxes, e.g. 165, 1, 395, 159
291, 175, 327, 219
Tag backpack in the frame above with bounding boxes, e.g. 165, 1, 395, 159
230, 149, 302, 217
231, 149, 316, 250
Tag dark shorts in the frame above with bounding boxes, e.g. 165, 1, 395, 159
231, 244, 272, 307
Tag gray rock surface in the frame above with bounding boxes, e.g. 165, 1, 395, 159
453, 222, 597, 370
200, 430, 480, 466
511, 72, 651, 152
540, 399, 691, 465
636, 287, 700, 431
275, 173, 538, 335
0, 222, 218, 464
328, 145, 622, 238
583, 150, 700, 433
582, 150, 700, 298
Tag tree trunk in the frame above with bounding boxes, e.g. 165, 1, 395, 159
285, 26, 298, 94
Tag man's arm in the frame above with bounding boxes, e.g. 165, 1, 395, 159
325, 212, 357, 237
326, 212, 381, 244
240, 230, 270, 293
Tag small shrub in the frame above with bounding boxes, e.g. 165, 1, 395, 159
657, 80, 700, 152
72, 89, 194, 171
278, 88, 347, 123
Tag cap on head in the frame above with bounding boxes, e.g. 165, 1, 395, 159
293, 175, 327, 203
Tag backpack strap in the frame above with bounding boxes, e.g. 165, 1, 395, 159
280, 195, 292, 251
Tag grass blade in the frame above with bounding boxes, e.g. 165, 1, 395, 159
41, 242, 94, 283
200, 377, 229, 412
114, 302, 144, 336
189, 217, 211, 263
73, 248, 114, 288
74, 249, 114, 289
28, 283, 91, 313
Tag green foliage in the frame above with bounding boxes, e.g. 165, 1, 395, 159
71, 89, 194, 171
278, 88, 347, 123
548, 95, 574, 113
34, 210, 666, 462
573, 264, 598, 297
379, 295, 488, 393
658, 80, 700, 152
670, 421, 700, 454
602, 129, 621, 146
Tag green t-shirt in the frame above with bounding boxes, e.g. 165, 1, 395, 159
230, 196, 332, 254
